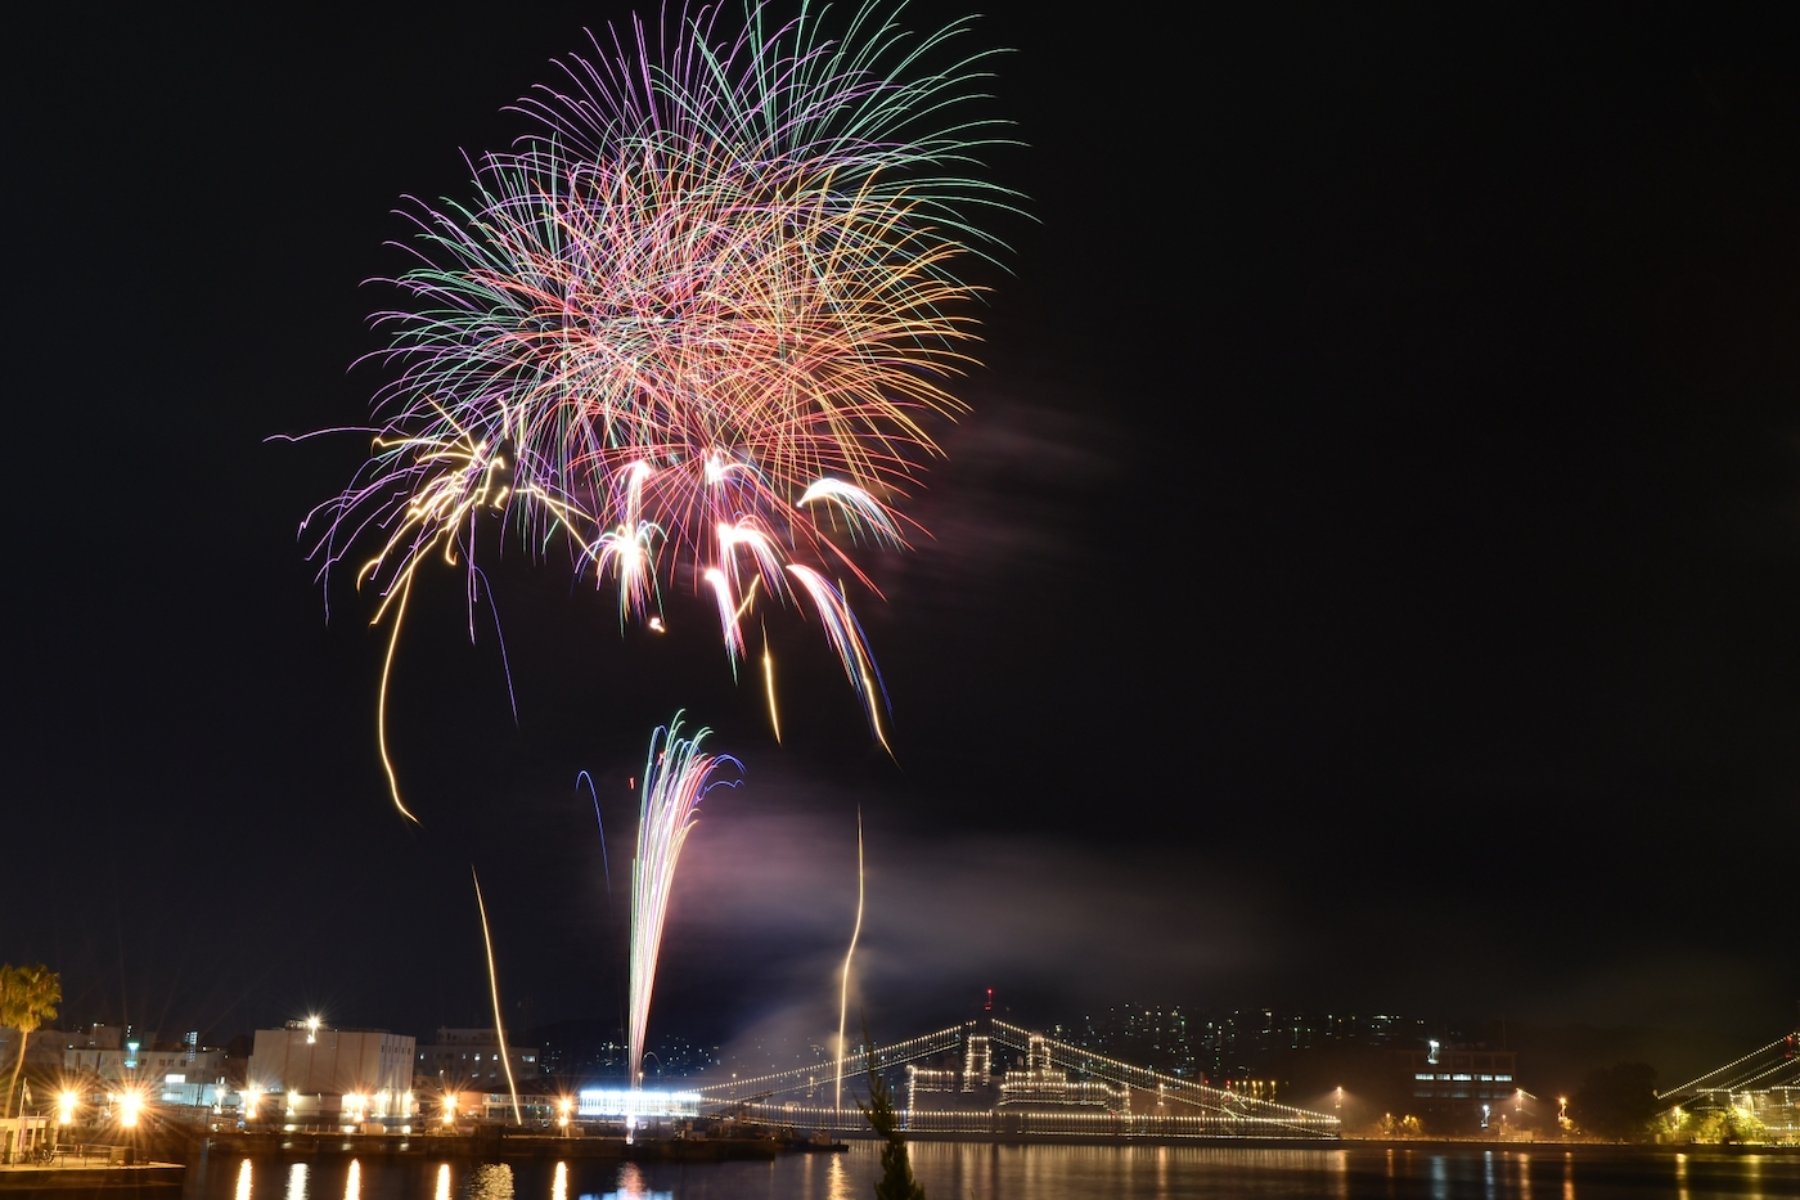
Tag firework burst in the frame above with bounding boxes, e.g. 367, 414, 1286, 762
294, 0, 1023, 818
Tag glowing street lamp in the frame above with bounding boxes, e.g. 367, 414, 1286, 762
558, 1097, 573, 1136
243, 1086, 260, 1123
441, 1094, 457, 1128
58, 1090, 79, 1126
118, 1089, 143, 1129
305, 1016, 321, 1046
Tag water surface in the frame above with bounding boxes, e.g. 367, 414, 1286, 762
180, 1141, 1800, 1199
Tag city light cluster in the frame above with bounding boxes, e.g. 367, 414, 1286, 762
576, 1087, 702, 1119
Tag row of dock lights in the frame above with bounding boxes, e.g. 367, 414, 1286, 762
430, 1094, 570, 1130
48, 1087, 145, 1129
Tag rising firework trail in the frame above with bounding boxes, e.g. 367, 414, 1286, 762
290, 0, 1024, 818
471, 865, 522, 1123
835, 806, 865, 1123
628, 712, 744, 1090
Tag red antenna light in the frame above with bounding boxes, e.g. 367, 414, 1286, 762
984, 987, 994, 1012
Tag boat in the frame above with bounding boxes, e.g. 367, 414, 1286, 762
776, 1129, 850, 1153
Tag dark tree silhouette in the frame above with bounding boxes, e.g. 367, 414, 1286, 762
1571, 1061, 1660, 1141
857, 1025, 925, 1200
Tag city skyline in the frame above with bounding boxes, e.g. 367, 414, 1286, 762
12, 996, 1793, 1124
8, 0, 1795, 1091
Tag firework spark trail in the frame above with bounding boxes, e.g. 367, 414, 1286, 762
471, 866, 522, 1123
291, 403, 590, 821
835, 806, 865, 1122
575, 771, 613, 895
293, 0, 1023, 814
628, 711, 743, 1089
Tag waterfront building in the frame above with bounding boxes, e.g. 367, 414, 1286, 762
63, 1039, 226, 1090
245, 1019, 416, 1126
1403, 1039, 1519, 1134
0, 1112, 50, 1165
415, 1027, 542, 1090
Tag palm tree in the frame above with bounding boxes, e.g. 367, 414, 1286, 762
0, 963, 61, 1119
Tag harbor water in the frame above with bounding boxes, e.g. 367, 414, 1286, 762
174, 1140, 1800, 1199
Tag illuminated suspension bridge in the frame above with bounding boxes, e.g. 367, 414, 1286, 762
1655, 1028, 1800, 1145
687, 1016, 1342, 1142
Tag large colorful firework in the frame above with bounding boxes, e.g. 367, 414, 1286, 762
295, 0, 1022, 820
627, 711, 743, 1089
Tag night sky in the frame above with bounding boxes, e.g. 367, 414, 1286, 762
11, 2, 1796, 1090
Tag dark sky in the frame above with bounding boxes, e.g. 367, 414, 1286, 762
10, 2, 1796, 1089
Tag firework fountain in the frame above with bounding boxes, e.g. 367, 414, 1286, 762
628, 712, 743, 1091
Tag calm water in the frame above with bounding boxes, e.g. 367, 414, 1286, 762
175, 1142, 1800, 1200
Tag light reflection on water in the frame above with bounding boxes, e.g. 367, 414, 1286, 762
468, 1163, 514, 1200
825, 1152, 852, 1200
187, 1144, 1800, 1200
579, 1161, 674, 1200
